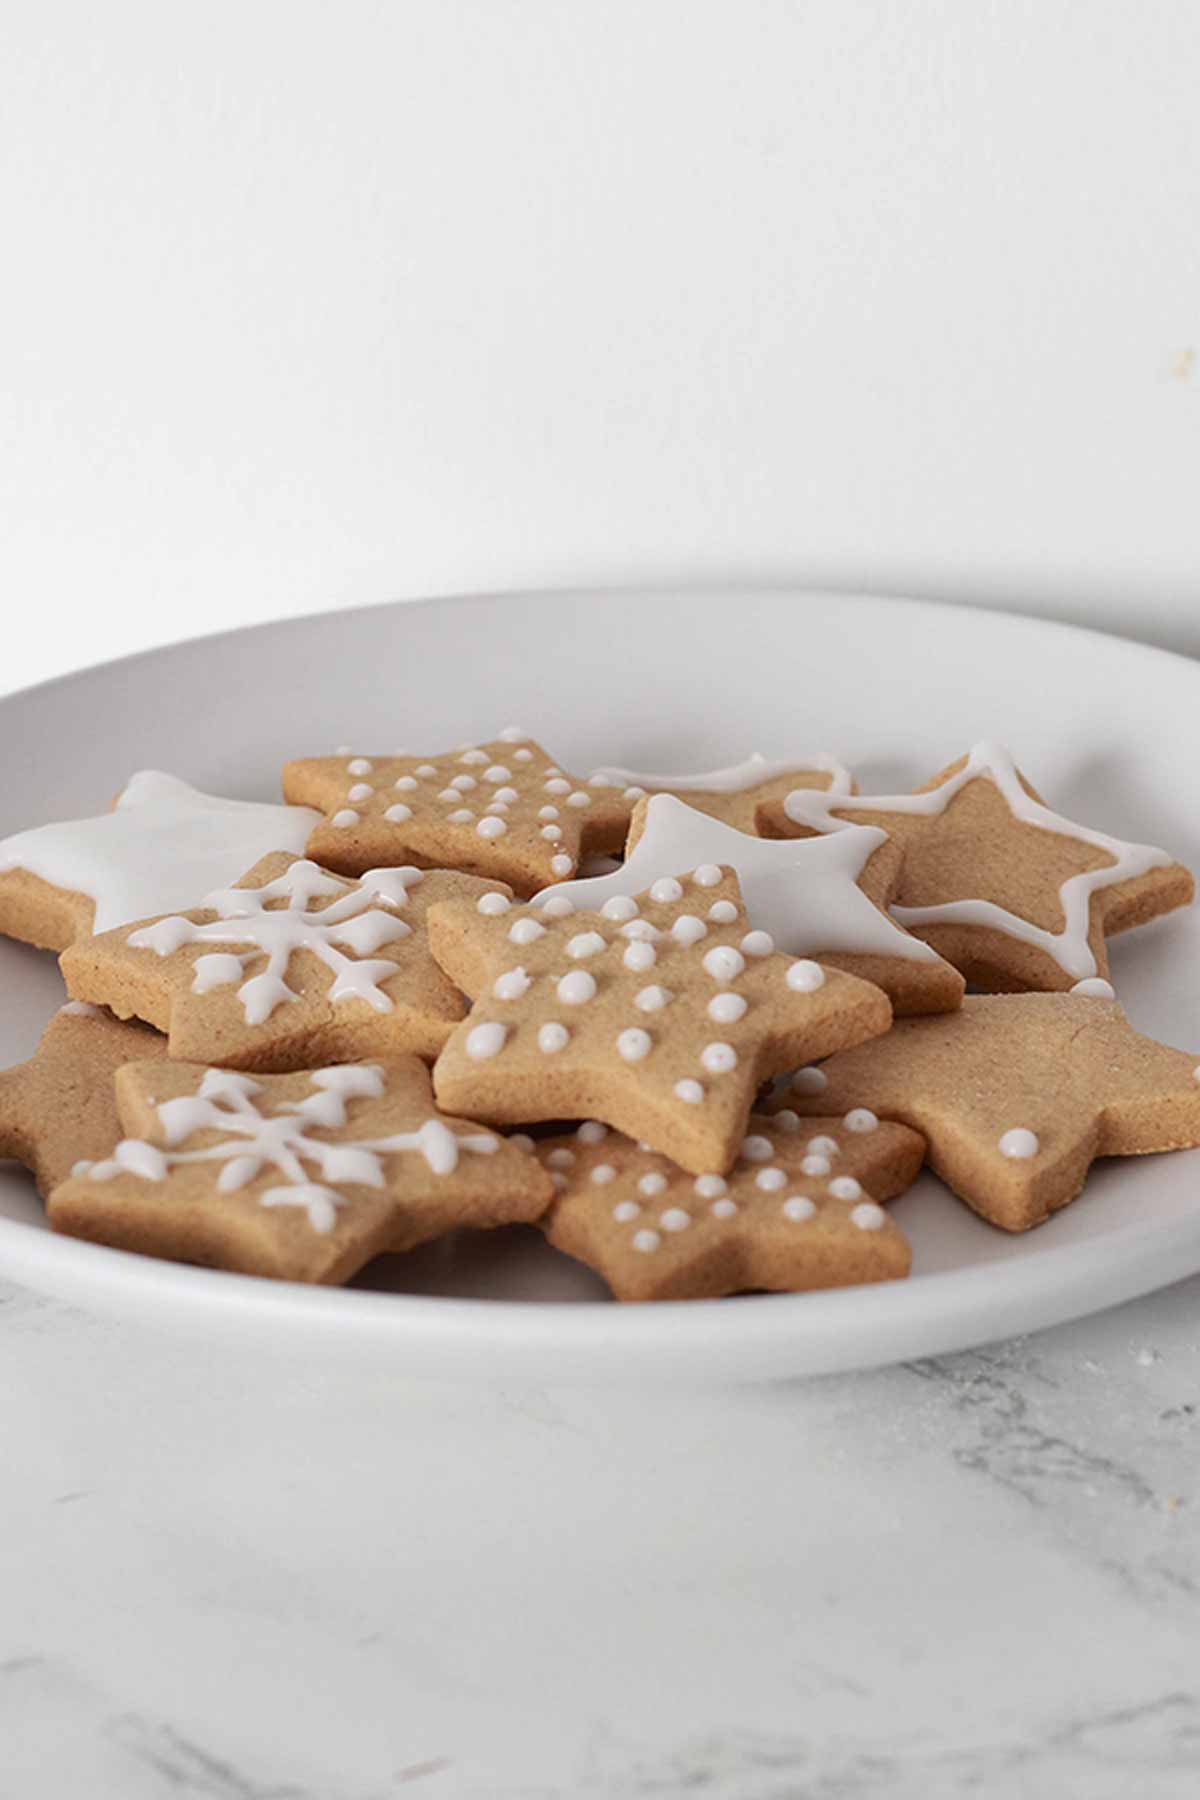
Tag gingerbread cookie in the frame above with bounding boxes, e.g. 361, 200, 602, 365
584, 750, 855, 839
48, 1057, 552, 1283
536, 794, 964, 1016
0, 1002, 167, 1195
60, 853, 509, 1072
282, 731, 629, 895
771, 741, 1194, 992
426, 866, 892, 1176
535, 1111, 921, 1300
777, 992, 1200, 1231
0, 771, 320, 952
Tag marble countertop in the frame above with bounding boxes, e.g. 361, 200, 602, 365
3, 1267, 1198, 1799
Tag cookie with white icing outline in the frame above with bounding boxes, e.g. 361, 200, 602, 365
768, 742, 1194, 993
60, 853, 510, 1072
0, 771, 320, 952
584, 750, 856, 840
0, 1003, 167, 1196
533, 1111, 921, 1301
426, 866, 892, 1177
774, 992, 1200, 1232
283, 731, 629, 896
48, 1057, 552, 1284
538, 794, 964, 1017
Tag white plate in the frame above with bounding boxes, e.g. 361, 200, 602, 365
3, 588, 1199, 1383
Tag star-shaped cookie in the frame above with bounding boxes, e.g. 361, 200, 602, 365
583, 749, 854, 839
534, 794, 964, 1016
533, 1111, 922, 1300
769, 741, 1194, 992
776, 992, 1200, 1231
0, 1002, 167, 1195
426, 866, 892, 1176
60, 853, 510, 1072
48, 1057, 552, 1284
282, 731, 629, 896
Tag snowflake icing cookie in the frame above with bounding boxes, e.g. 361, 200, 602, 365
426, 865, 892, 1176
534, 1111, 922, 1301
60, 853, 510, 1072
48, 1057, 552, 1283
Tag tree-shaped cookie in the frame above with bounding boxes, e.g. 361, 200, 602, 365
0, 1002, 167, 1195
583, 749, 855, 839
48, 1057, 552, 1283
282, 731, 629, 895
60, 853, 509, 1072
534, 1111, 922, 1300
776, 992, 1200, 1231
426, 867, 892, 1176
769, 741, 1194, 992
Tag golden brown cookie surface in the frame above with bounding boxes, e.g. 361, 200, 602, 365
427, 866, 892, 1176
776, 992, 1200, 1231
583, 750, 856, 841
534, 1110, 921, 1301
48, 1056, 552, 1284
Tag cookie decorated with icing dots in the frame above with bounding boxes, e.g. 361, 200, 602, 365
282, 731, 629, 896
775, 992, 1200, 1232
768, 741, 1194, 993
425, 866, 892, 1176
0, 771, 320, 952
536, 793, 964, 1017
60, 852, 510, 1072
532, 1111, 921, 1301
48, 1057, 552, 1284
583, 750, 855, 841
0, 1002, 167, 1196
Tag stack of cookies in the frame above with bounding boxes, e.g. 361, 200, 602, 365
0, 732, 1196, 1303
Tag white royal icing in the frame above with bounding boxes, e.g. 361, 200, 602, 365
998, 1128, 1040, 1159
782, 741, 1173, 982
84, 1065, 498, 1233
586, 751, 854, 796
0, 771, 321, 935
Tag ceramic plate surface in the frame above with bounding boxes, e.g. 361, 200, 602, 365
2, 588, 1199, 1383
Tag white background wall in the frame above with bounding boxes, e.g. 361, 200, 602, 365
2, 0, 1198, 693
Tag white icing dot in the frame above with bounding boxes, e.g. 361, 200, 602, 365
632, 1229, 661, 1253
844, 1108, 879, 1134
708, 992, 748, 1024
498, 727, 526, 744
477, 816, 508, 839
437, 788, 460, 803
541, 824, 563, 841
546, 1147, 576, 1169
485, 800, 510, 816
783, 1196, 817, 1223
791, 1067, 828, 1094
999, 1128, 1040, 1160
510, 1133, 535, 1153
639, 1172, 668, 1197
493, 967, 531, 1000
807, 1135, 838, 1155
675, 1079, 705, 1105
466, 1022, 508, 1060
545, 777, 571, 796
828, 1176, 863, 1200
415, 764, 438, 778
509, 917, 547, 944
591, 1164, 617, 1185
634, 984, 671, 1012
602, 895, 639, 922
773, 1109, 801, 1132
566, 792, 591, 809
692, 864, 722, 887
712, 1198, 738, 1219
542, 896, 575, 918
620, 919, 661, 942
538, 805, 560, 820
707, 900, 738, 924
551, 854, 573, 877
493, 787, 519, 804
538, 1022, 569, 1054
557, 970, 597, 1005
331, 809, 359, 828
513, 750, 534, 764
384, 804, 413, 823
701, 1042, 737, 1074
703, 946, 745, 985
393, 775, 418, 791
650, 877, 684, 903
577, 1121, 608, 1143
741, 931, 774, 958
566, 931, 606, 959
347, 783, 373, 802
451, 774, 477, 792
850, 1201, 886, 1232
786, 960, 826, 992
671, 915, 708, 947
660, 1207, 691, 1233
617, 1027, 653, 1062
800, 1154, 831, 1177
694, 1173, 728, 1198
756, 1167, 787, 1192
448, 809, 474, 824
623, 941, 657, 973
347, 758, 373, 775
613, 1200, 641, 1223
484, 765, 512, 783
1071, 977, 1116, 998
460, 749, 489, 766
477, 892, 511, 915
741, 1135, 774, 1163
623, 786, 646, 801
550, 1171, 569, 1191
